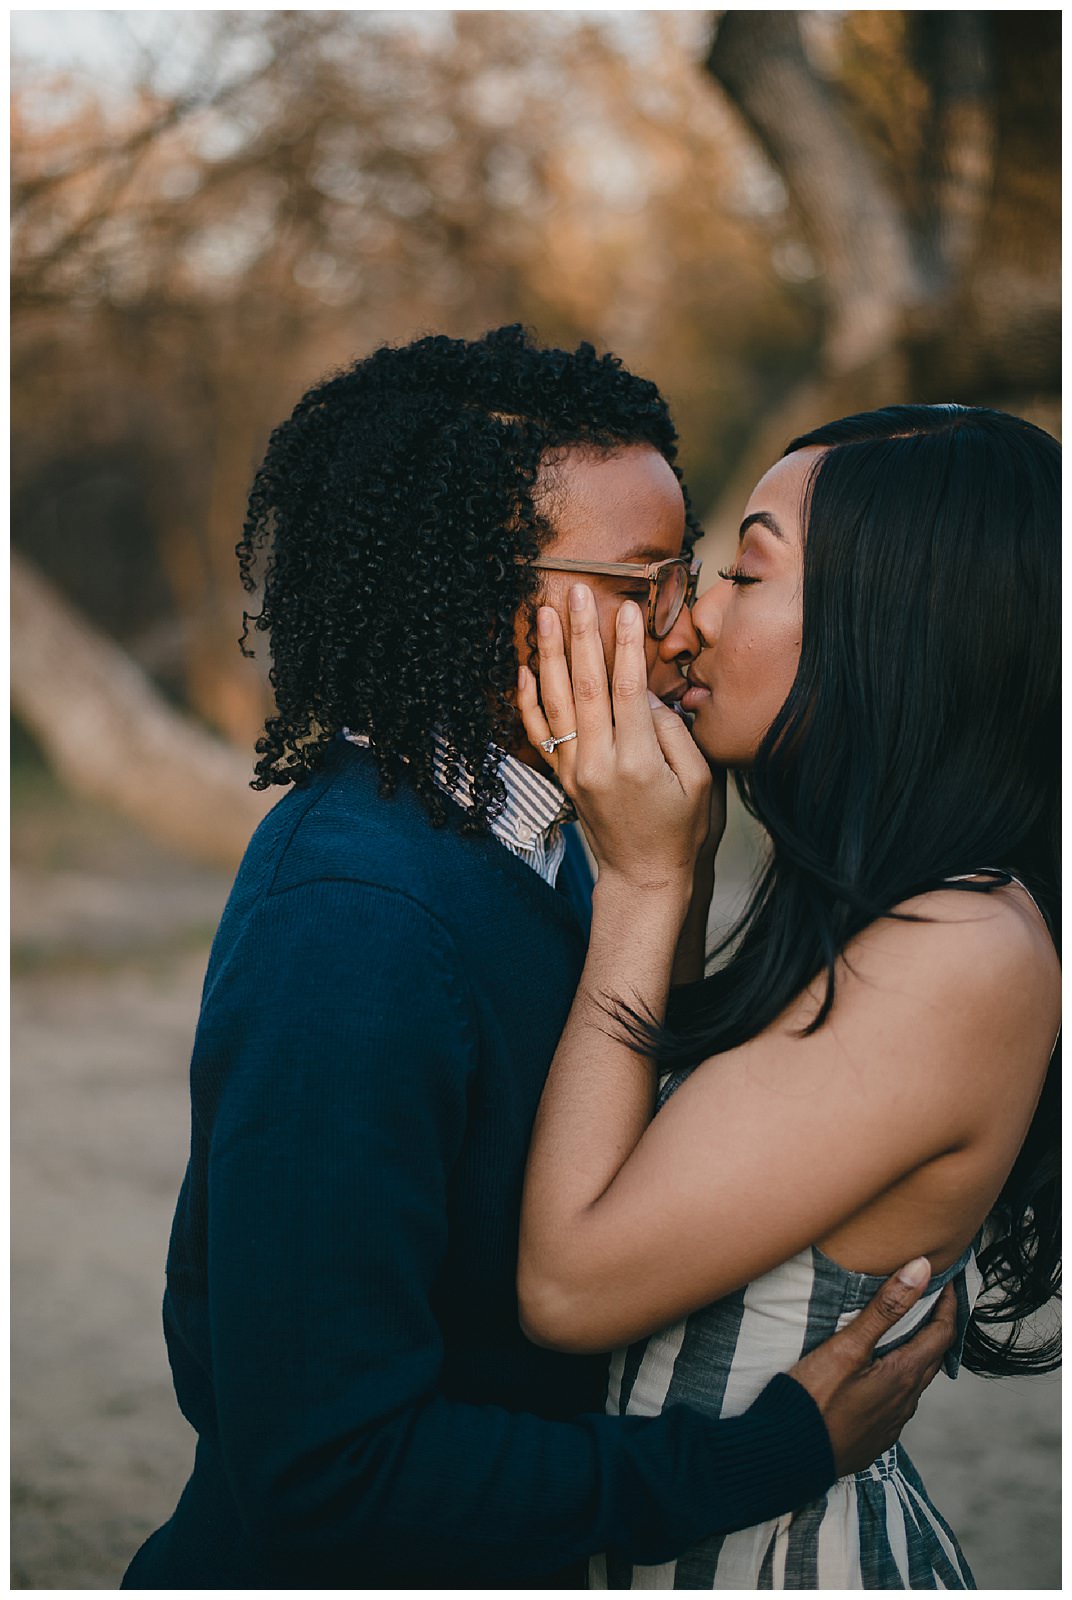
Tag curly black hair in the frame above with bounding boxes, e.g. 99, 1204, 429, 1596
237, 323, 700, 830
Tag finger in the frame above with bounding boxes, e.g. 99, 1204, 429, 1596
535, 604, 578, 781
609, 600, 661, 762
930, 1282, 958, 1338
517, 662, 554, 762
566, 584, 613, 767
873, 1285, 959, 1389
921, 1354, 946, 1390
836, 1257, 932, 1361
898, 1284, 958, 1369
886, 1320, 953, 1384
647, 692, 715, 798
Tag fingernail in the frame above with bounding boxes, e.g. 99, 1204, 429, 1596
897, 1256, 930, 1288
647, 691, 663, 708
570, 584, 588, 612
537, 607, 554, 636
518, 665, 530, 690
618, 599, 639, 634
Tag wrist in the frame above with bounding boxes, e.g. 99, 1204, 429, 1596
593, 870, 692, 926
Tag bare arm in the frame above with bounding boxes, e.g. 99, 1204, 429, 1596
516, 588, 1050, 1355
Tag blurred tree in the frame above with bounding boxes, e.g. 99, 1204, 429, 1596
703, 9, 1059, 536
10, 10, 1059, 862
11, 550, 271, 865
13, 9, 815, 860
13, 13, 810, 735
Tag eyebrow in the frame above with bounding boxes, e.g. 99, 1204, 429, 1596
617, 544, 684, 564
739, 511, 785, 543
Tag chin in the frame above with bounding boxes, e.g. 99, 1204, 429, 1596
689, 704, 755, 769
687, 702, 726, 762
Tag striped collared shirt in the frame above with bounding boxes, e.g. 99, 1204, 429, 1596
343, 730, 575, 887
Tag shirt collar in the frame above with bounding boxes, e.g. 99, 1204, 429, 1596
490, 748, 575, 849
342, 728, 574, 851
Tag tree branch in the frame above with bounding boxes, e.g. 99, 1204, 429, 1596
707, 10, 926, 371
11, 550, 273, 868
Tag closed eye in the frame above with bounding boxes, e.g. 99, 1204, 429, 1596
717, 565, 760, 587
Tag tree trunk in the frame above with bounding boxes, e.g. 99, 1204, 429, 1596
11, 549, 273, 868
701, 12, 923, 542
708, 12, 926, 373
700, 11, 1052, 539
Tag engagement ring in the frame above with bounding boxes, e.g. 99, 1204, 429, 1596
540, 730, 578, 754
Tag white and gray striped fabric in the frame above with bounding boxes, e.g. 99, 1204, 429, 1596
343, 730, 574, 886
592, 869, 1060, 1590
591, 1076, 984, 1589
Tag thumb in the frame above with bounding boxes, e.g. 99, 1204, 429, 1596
838, 1257, 932, 1362
646, 692, 709, 790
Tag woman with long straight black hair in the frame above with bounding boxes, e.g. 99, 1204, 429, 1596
514, 404, 1059, 1588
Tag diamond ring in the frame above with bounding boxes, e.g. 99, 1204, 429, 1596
540, 730, 578, 754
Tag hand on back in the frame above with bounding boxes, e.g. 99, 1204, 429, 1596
789, 1261, 957, 1477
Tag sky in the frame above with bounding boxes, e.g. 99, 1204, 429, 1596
13, 11, 201, 86
11, 8, 710, 93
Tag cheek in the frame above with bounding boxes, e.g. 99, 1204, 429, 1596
592, 599, 619, 675
719, 605, 801, 710
511, 607, 531, 671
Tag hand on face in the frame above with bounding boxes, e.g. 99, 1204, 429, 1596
517, 584, 717, 898
508, 447, 698, 774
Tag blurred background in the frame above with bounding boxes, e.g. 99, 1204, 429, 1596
11, 10, 1060, 1589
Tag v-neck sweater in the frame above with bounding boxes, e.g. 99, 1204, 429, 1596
122, 737, 834, 1590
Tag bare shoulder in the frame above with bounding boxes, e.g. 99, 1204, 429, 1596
852, 880, 1055, 981
818, 880, 1060, 1071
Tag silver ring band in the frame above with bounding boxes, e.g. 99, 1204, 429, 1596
540, 730, 578, 754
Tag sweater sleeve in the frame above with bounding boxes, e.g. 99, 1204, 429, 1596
201, 877, 835, 1586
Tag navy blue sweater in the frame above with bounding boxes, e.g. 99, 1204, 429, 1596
123, 739, 835, 1589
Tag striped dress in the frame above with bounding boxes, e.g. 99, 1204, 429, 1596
591, 1072, 983, 1590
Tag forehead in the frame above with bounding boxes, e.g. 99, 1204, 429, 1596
742, 448, 826, 544
539, 444, 687, 561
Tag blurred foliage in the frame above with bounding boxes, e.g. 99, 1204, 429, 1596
12, 12, 819, 740
12, 10, 1059, 754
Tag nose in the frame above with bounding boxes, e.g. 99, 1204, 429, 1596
658, 596, 702, 672
689, 583, 722, 653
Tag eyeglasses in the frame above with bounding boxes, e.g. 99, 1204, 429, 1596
529, 554, 702, 641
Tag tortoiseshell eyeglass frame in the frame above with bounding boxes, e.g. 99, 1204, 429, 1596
528, 554, 701, 640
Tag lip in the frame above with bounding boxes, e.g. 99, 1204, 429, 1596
683, 667, 711, 692
660, 683, 688, 706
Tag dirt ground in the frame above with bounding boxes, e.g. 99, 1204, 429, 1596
10, 769, 1061, 1591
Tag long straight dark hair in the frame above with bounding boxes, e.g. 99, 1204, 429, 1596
660, 404, 1060, 1377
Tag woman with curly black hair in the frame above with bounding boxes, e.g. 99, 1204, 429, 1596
124, 328, 952, 1591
